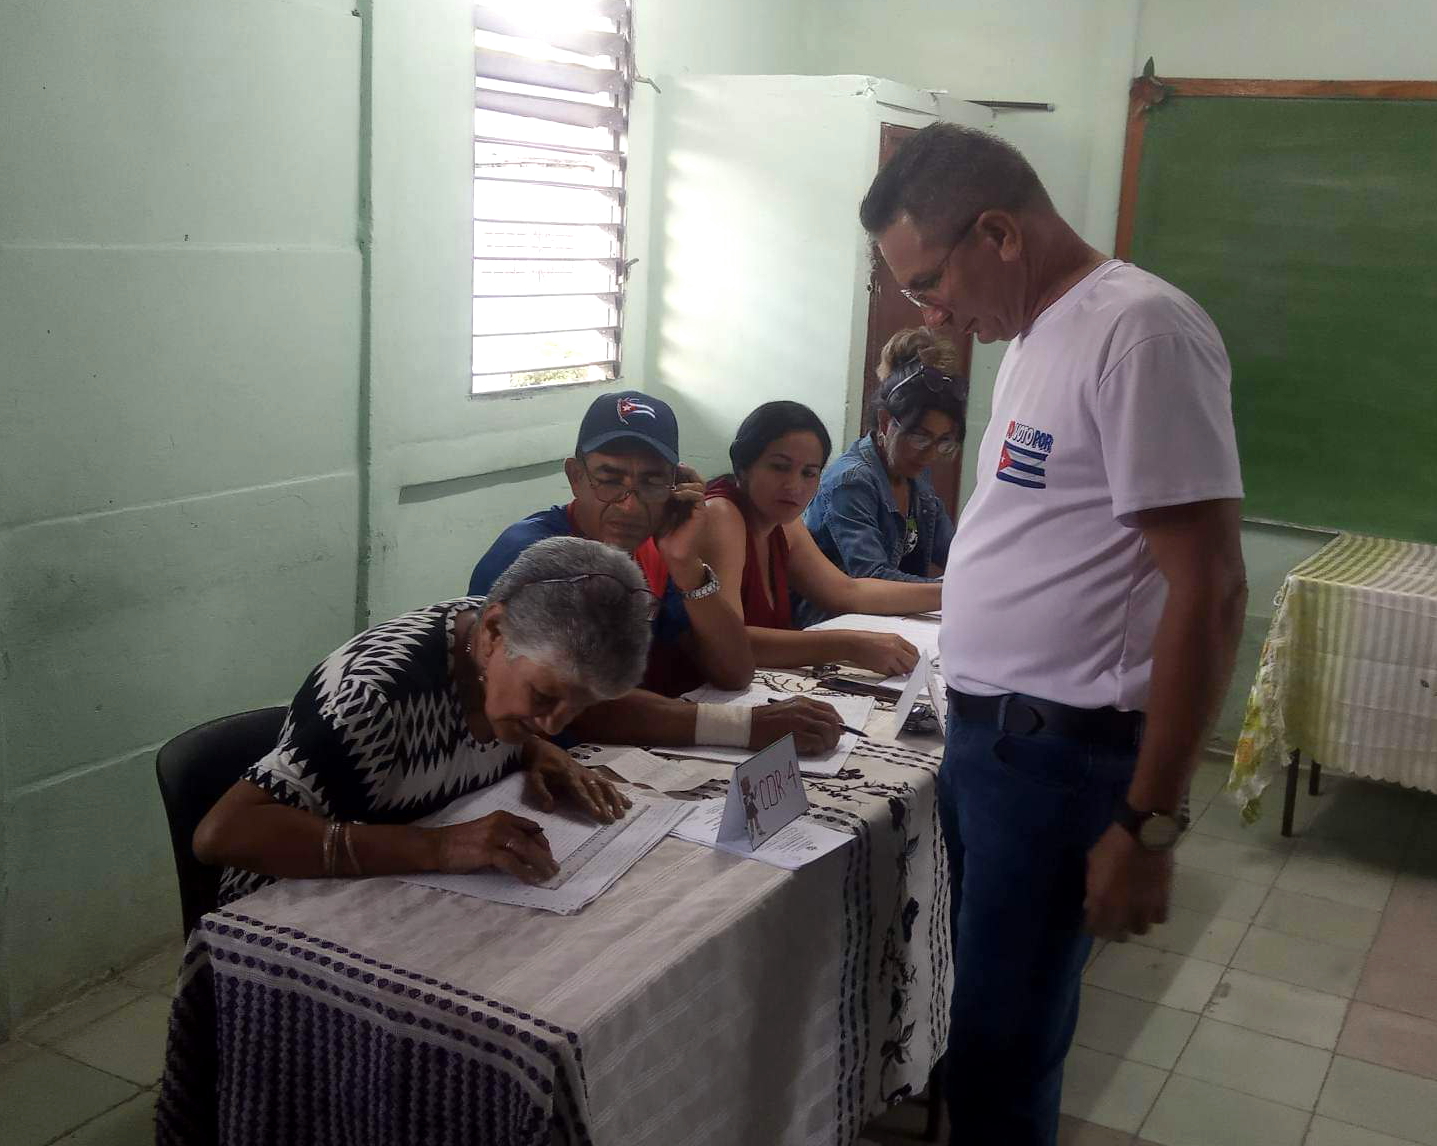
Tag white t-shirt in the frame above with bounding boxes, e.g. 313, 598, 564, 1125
940, 260, 1242, 712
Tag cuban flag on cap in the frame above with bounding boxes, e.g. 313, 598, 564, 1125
617, 396, 657, 424
996, 419, 1053, 489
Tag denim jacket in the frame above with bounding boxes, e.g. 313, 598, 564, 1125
805, 433, 954, 585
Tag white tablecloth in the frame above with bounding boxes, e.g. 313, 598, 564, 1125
157, 681, 951, 1146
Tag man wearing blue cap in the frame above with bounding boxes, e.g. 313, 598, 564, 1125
470, 390, 844, 755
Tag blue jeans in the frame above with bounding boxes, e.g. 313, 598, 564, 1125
937, 712, 1137, 1145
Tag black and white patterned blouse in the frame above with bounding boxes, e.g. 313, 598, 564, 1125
218, 597, 522, 906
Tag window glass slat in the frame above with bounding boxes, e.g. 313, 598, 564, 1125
475, 87, 624, 132
476, 50, 623, 96
473, 8, 625, 58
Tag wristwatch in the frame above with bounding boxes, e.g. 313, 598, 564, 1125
680, 563, 722, 602
1114, 800, 1184, 851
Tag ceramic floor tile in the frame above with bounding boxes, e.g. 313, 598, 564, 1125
1337, 1003, 1437, 1083
1205, 969, 1350, 1049
53, 1092, 157, 1146
1085, 944, 1225, 1013
18, 979, 145, 1047
1191, 802, 1300, 851
1356, 953, 1437, 1025
1317, 1056, 1437, 1146
1305, 783, 1424, 848
1075, 984, 1201, 1070
1129, 905, 1250, 965
51, 994, 172, 1087
118, 941, 186, 993
0, 1037, 38, 1067
1295, 832, 1409, 873
0, 1045, 138, 1146
1305, 1116, 1424, 1146
1087, 940, 1108, 971
1174, 1017, 1331, 1110
1140, 1074, 1309, 1146
1176, 833, 1288, 885
1254, 888, 1383, 952
1060, 1045, 1167, 1134
1232, 926, 1365, 996
1170, 866, 1271, 923
1058, 1113, 1138, 1145
1277, 853, 1396, 911
1188, 760, 1236, 803
1386, 873, 1437, 918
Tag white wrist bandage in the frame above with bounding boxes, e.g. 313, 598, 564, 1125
694, 702, 753, 747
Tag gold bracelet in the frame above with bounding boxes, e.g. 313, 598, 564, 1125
322, 820, 340, 878
342, 822, 363, 878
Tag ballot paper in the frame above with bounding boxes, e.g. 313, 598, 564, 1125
401, 774, 692, 914
808, 612, 943, 689
670, 797, 852, 871
413, 770, 600, 863
600, 747, 729, 793
674, 682, 875, 775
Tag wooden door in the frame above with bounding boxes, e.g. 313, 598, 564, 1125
861, 123, 972, 520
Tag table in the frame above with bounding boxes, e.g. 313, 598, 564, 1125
1230, 533, 1437, 833
155, 674, 952, 1146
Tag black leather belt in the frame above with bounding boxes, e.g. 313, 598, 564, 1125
947, 688, 1144, 752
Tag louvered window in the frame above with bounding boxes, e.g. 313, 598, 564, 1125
473, 0, 631, 394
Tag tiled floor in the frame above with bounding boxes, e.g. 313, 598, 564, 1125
4, 762, 1436, 1146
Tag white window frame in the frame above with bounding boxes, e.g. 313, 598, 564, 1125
471, 0, 633, 397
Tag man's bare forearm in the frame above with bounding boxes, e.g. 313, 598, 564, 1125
1126, 578, 1247, 812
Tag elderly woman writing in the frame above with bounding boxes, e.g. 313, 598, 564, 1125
195, 536, 652, 901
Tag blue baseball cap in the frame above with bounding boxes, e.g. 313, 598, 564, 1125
575, 390, 680, 465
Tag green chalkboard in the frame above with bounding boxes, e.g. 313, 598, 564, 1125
1128, 93, 1437, 542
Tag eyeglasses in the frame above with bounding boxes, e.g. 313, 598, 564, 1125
508, 573, 661, 621
582, 461, 676, 506
891, 417, 961, 459
898, 215, 981, 310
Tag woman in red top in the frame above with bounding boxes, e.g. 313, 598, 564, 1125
703, 401, 941, 677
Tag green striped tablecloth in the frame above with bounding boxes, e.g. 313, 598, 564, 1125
1231, 533, 1437, 821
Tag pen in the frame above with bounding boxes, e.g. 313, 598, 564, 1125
766, 697, 867, 738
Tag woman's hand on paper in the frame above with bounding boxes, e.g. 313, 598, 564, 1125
750, 697, 843, 756
524, 740, 632, 824
432, 811, 559, 884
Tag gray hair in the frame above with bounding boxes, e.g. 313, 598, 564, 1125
859, 122, 1052, 246
486, 535, 652, 699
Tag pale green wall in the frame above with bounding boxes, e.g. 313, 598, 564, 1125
361, 0, 815, 623
0, 0, 363, 1032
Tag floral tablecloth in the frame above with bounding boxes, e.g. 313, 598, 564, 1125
156, 675, 951, 1146
1231, 533, 1437, 821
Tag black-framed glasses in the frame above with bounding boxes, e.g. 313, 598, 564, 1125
508, 573, 661, 621
898, 214, 981, 309
582, 460, 676, 506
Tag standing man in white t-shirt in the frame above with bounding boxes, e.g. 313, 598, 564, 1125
860, 124, 1248, 1144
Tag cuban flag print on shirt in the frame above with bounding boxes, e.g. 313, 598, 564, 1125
996, 419, 1054, 489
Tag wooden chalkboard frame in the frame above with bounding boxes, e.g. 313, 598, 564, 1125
1114, 74, 1437, 534
1116, 76, 1437, 261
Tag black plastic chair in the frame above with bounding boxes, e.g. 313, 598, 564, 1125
155, 706, 286, 938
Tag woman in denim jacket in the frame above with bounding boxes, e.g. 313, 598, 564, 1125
805, 329, 966, 617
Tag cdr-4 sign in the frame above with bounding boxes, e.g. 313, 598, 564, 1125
717, 733, 808, 850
